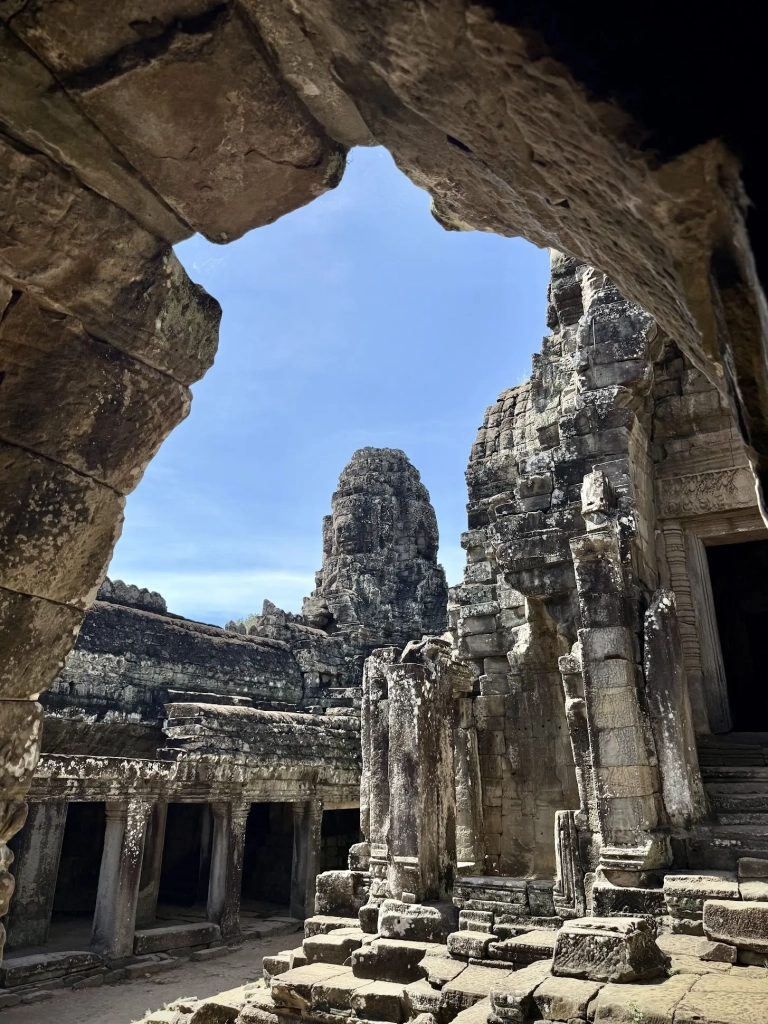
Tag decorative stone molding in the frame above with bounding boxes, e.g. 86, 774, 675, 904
658, 467, 756, 519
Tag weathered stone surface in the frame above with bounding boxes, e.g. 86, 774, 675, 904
134, 922, 220, 955
0, 294, 191, 493
310, 967, 369, 1011
675, 972, 768, 1024
302, 449, 448, 644
664, 873, 740, 921
0, 949, 101, 987
552, 918, 668, 983
348, 979, 406, 1022
0, 23, 188, 243
189, 985, 254, 1024
488, 930, 558, 966
351, 939, 427, 983
448, 929, 493, 960
704, 899, 768, 953
0, 442, 124, 607
0, 589, 82, 700
38, 5, 347, 243
592, 974, 697, 1024
303, 915, 361, 938
303, 927, 364, 965
489, 959, 552, 1023
532, 975, 603, 1021
271, 963, 349, 1010
378, 900, 458, 944
444, 964, 513, 1013
0, 133, 220, 384
738, 858, 768, 880
314, 870, 369, 916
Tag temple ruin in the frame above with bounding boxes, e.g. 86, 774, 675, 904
120, 255, 768, 1024
0, 449, 447, 993
2, 1, 768, 1021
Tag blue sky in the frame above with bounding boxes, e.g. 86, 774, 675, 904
107, 147, 550, 625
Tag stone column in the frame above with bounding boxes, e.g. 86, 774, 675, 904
644, 590, 708, 829
454, 697, 485, 872
207, 801, 248, 940
0, 701, 43, 960
91, 799, 151, 958
290, 800, 323, 920
386, 639, 470, 902
5, 799, 67, 949
136, 800, 167, 929
362, 649, 396, 894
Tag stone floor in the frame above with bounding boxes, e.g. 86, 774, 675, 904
0, 932, 300, 1022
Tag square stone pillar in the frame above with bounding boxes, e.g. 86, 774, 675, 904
290, 800, 323, 920
5, 799, 67, 949
91, 799, 151, 958
136, 800, 167, 929
206, 801, 248, 940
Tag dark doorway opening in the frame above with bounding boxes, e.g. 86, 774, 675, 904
158, 803, 210, 909
241, 803, 292, 909
46, 802, 105, 948
320, 809, 361, 871
708, 538, 768, 731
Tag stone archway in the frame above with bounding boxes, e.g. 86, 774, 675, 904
1, 0, 766, 952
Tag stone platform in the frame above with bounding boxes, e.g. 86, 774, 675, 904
134, 906, 768, 1024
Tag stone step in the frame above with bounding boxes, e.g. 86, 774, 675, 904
303, 927, 365, 965
487, 929, 558, 965
700, 766, 768, 782
134, 922, 220, 955
303, 915, 360, 938
717, 812, 768, 826
708, 792, 768, 811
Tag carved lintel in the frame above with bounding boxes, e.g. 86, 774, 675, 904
658, 467, 756, 519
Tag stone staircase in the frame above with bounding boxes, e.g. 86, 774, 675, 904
689, 734, 768, 867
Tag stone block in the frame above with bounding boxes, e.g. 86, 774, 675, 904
0, 588, 83, 700
0, 442, 124, 607
421, 954, 469, 987
403, 978, 446, 1019
314, 870, 370, 916
303, 927, 364, 965
0, 134, 219, 384
134, 923, 220, 955
378, 900, 458, 943
675, 971, 768, 1024
0, 950, 102, 988
591, 880, 667, 918
0, 295, 191, 493
552, 917, 668, 983
738, 858, 768, 880
527, 882, 556, 918
459, 910, 494, 933
42, 6, 346, 244
698, 940, 737, 963
592, 974, 697, 1023
448, 996, 492, 1024
448, 930, 493, 960
351, 939, 427, 983
189, 986, 252, 1023
703, 899, 768, 952
489, 959, 552, 1023
310, 967, 370, 1011
348, 979, 406, 1022
303, 915, 360, 938
740, 880, 768, 902
488, 929, 557, 965
532, 975, 603, 1020
664, 873, 740, 920
270, 963, 349, 1010
445, 964, 515, 1013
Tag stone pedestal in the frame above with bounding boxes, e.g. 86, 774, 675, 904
207, 801, 249, 940
290, 800, 323, 920
454, 697, 485, 872
5, 799, 67, 949
91, 799, 151, 958
136, 800, 167, 929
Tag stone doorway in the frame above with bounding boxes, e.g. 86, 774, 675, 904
156, 803, 211, 915
47, 803, 105, 951
320, 809, 361, 872
241, 803, 293, 913
707, 538, 768, 732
